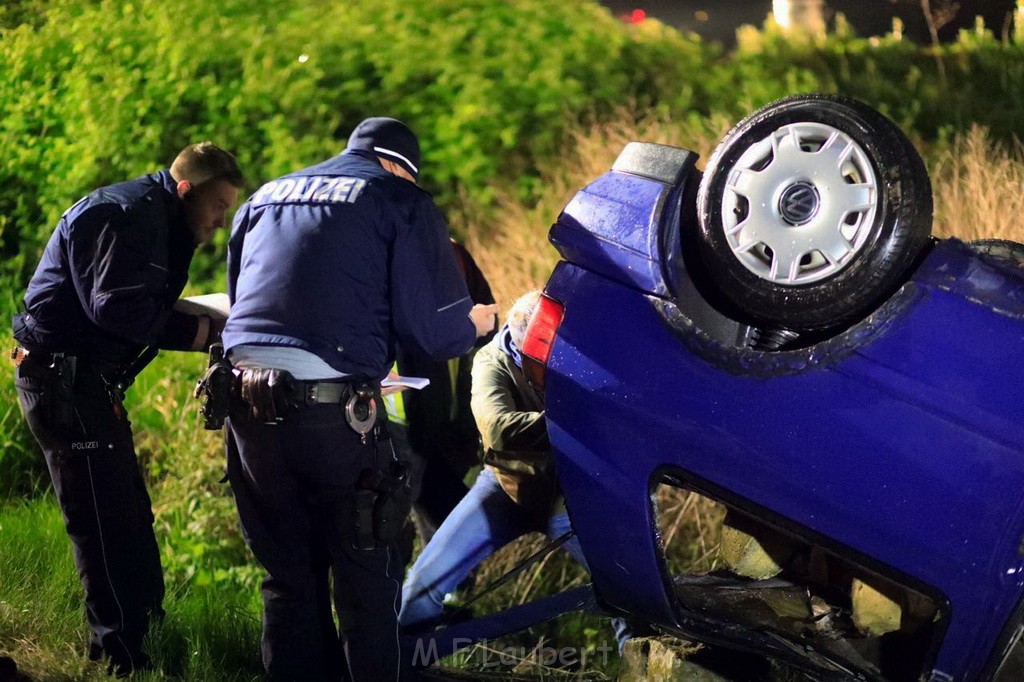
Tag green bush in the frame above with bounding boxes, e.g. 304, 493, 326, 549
713, 16, 1024, 141
3, 1, 1024, 293
0, 0, 711, 287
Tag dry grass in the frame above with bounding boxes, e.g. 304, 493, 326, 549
456, 113, 1024, 617
454, 110, 730, 309
653, 486, 727, 576
930, 125, 1024, 242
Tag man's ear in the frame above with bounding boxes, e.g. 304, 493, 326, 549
378, 158, 416, 183
176, 180, 192, 199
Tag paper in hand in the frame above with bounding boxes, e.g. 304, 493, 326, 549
381, 375, 430, 391
173, 293, 231, 320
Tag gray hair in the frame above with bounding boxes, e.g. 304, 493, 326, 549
507, 290, 542, 348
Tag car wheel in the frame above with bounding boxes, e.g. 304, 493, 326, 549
696, 93, 933, 331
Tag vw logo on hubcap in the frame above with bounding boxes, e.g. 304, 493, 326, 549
778, 182, 820, 226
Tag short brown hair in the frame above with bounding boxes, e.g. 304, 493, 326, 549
170, 142, 245, 188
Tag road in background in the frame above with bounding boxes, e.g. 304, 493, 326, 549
598, 0, 1018, 44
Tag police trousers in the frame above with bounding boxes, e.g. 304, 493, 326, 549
14, 357, 164, 673
226, 402, 405, 682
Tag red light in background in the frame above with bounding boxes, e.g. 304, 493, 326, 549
630, 8, 647, 24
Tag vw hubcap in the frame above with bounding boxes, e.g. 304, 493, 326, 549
720, 122, 879, 285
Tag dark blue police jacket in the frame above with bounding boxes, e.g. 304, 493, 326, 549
13, 170, 198, 362
223, 150, 476, 380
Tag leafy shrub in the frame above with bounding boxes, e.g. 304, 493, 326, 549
0, 0, 711, 288
3, 1, 1024, 294
721, 16, 1024, 141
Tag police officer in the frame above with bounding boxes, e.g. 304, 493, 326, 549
11, 142, 245, 675
223, 117, 498, 681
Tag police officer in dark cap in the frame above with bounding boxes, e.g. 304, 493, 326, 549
11, 142, 245, 676
223, 117, 498, 681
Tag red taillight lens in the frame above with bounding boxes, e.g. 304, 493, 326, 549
521, 294, 565, 390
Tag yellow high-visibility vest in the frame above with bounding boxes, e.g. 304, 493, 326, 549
383, 363, 407, 425
383, 358, 461, 426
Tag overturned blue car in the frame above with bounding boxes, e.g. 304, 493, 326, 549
409, 94, 1024, 681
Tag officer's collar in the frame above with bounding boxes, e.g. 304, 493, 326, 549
154, 170, 194, 247
155, 169, 180, 197
341, 148, 380, 163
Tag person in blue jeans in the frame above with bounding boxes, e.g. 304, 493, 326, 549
400, 291, 642, 656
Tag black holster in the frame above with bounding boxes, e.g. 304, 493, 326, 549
237, 366, 298, 424
353, 446, 412, 551
194, 344, 239, 430
18, 352, 79, 430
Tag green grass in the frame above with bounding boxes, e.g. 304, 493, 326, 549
142, 587, 262, 682
0, 497, 263, 681
0, 497, 84, 678
0, 346, 265, 680
0, 473, 623, 680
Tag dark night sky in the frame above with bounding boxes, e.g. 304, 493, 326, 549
598, 1, 1019, 44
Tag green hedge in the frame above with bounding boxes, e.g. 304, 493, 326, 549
714, 17, 1024, 141
0, 0, 708, 495
0, 0, 707, 288
3, 1, 1024, 294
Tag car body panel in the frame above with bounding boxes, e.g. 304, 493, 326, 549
550, 172, 675, 298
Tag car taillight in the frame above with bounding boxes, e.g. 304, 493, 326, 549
521, 294, 565, 390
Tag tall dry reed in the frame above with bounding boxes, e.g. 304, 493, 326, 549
454, 110, 730, 309
462, 116, 1024, 311
931, 125, 1024, 242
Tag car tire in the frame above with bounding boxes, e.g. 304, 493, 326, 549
696, 93, 933, 331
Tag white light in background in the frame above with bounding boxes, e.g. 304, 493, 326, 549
773, 0, 792, 29
297, 54, 310, 63
773, 0, 826, 36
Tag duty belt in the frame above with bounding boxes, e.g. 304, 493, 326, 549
298, 380, 349, 405
10, 347, 69, 380
293, 380, 378, 441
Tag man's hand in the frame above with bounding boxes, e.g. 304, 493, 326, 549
470, 304, 499, 338
381, 371, 404, 397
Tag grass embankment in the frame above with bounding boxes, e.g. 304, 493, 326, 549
0, 498, 262, 681
1, 122, 1022, 679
